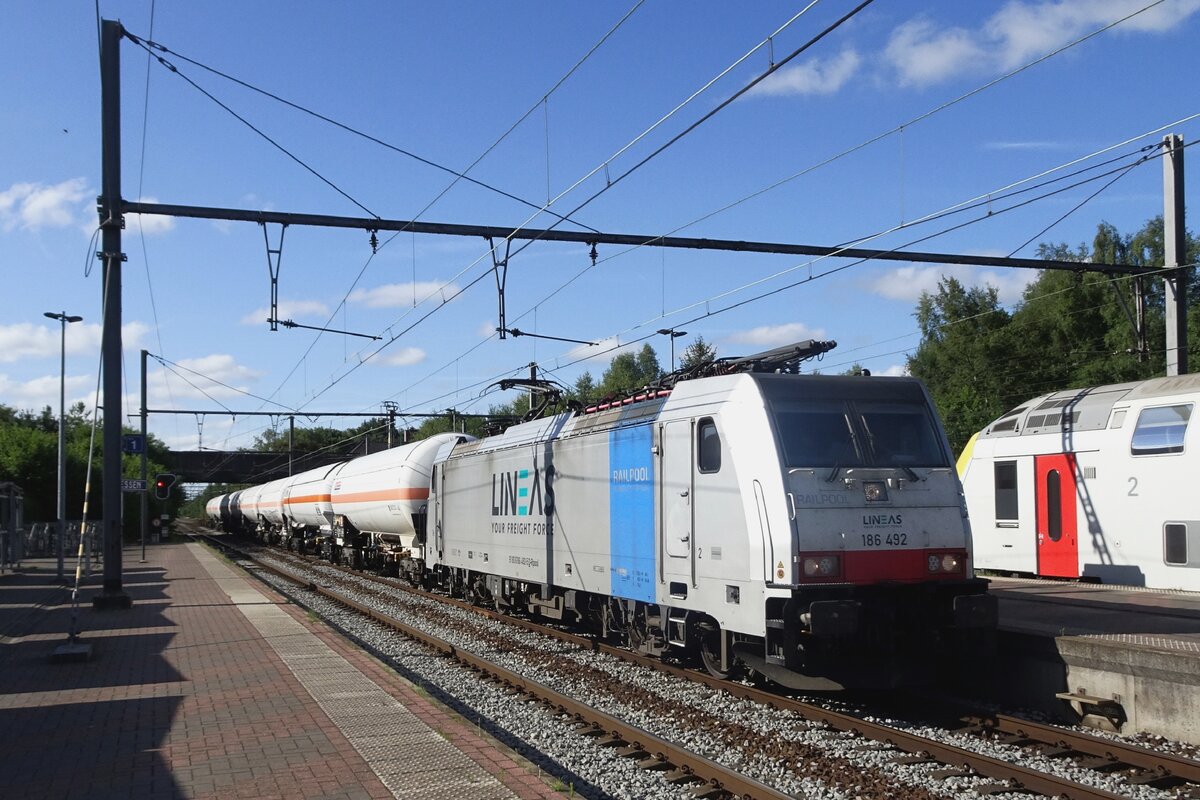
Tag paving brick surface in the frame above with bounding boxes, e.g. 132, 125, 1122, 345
0, 542, 560, 799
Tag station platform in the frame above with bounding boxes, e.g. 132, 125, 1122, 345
0, 541, 561, 800
987, 576, 1200, 744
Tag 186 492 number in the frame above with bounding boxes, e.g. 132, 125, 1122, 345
861, 533, 908, 547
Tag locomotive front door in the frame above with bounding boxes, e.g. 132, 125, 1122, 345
1034, 453, 1079, 578
660, 420, 694, 588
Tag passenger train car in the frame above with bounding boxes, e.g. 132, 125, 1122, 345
209, 341, 996, 689
959, 374, 1200, 591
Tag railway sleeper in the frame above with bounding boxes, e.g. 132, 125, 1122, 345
1126, 772, 1189, 789
663, 767, 703, 785
972, 782, 1023, 796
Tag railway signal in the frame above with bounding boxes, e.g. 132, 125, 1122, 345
154, 473, 177, 500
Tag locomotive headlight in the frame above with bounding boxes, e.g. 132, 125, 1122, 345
927, 552, 965, 573
802, 555, 840, 579
863, 481, 888, 502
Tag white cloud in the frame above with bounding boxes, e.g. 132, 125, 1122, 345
877, 363, 909, 377
985, 0, 1200, 69
0, 321, 148, 363
240, 299, 330, 326
151, 353, 263, 403
885, 19, 986, 88
885, 1, 1200, 87
867, 264, 1034, 304
727, 322, 826, 348
749, 49, 861, 96
0, 372, 94, 412
126, 197, 175, 235
349, 281, 459, 308
0, 178, 89, 231
478, 321, 498, 339
377, 346, 426, 367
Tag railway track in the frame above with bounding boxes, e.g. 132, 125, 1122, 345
190, 528, 1200, 800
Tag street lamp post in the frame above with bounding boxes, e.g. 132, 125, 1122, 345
44, 311, 83, 582
657, 328, 687, 371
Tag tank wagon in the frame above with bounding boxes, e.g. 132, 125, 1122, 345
328, 433, 467, 571
278, 461, 345, 554
211, 340, 995, 689
959, 373, 1200, 591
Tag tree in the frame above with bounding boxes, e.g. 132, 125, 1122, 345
0, 402, 178, 531
907, 216, 1197, 457
598, 344, 662, 398
679, 336, 717, 370
906, 277, 1013, 455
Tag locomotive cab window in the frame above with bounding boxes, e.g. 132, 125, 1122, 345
697, 418, 721, 473
994, 461, 1018, 526
858, 403, 947, 466
774, 406, 861, 468
1130, 404, 1192, 456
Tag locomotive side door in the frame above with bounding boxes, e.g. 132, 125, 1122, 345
1034, 453, 1079, 578
660, 419, 695, 590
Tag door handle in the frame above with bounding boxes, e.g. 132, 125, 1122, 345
680, 490, 689, 497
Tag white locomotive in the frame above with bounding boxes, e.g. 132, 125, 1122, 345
959, 374, 1200, 591
209, 341, 995, 688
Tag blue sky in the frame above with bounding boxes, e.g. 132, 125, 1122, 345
4, 0, 1198, 452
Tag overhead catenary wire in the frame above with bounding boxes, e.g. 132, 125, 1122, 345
122, 30, 601, 234
662, 0, 1184, 242
326, 3, 1186, 409
267, 2, 847, 410
233, 3, 644, 412
128, 37, 377, 218
369, 134, 1180, 419
121, 1, 1190, 443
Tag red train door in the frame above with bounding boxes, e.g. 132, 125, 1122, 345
1034, 454, 1079, 578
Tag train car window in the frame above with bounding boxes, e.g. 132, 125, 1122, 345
1046, 470, 1062, 542
994, 461, 1018, 522
1130, 404, 1192, 456
858, 403, 949, 467
1164, 523, 1187, 566
697, 418, 721, 473
773, 408, 862, 468
1109, 409, 1127, 429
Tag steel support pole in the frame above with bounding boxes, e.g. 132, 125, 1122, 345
1163, 134, 1188, 376
288, 416, 294, 476
140, 349, 148, 563
97, 19, 130, 608
56, 316, 67, 582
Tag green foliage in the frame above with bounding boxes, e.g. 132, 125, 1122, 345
0, 402, 177, 530
907, 278, 1013, 454
597, 344, 662, 399
909, 216, 1198, 457
678, 335, 717, 370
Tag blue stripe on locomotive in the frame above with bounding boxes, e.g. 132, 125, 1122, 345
609, 425, 656, 602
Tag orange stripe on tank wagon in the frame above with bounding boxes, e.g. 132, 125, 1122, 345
333, 487, 429, 504
283, 493, 332, 505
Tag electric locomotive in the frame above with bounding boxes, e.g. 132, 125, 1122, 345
208, 340, 995, 688
425, 340, 995, 689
